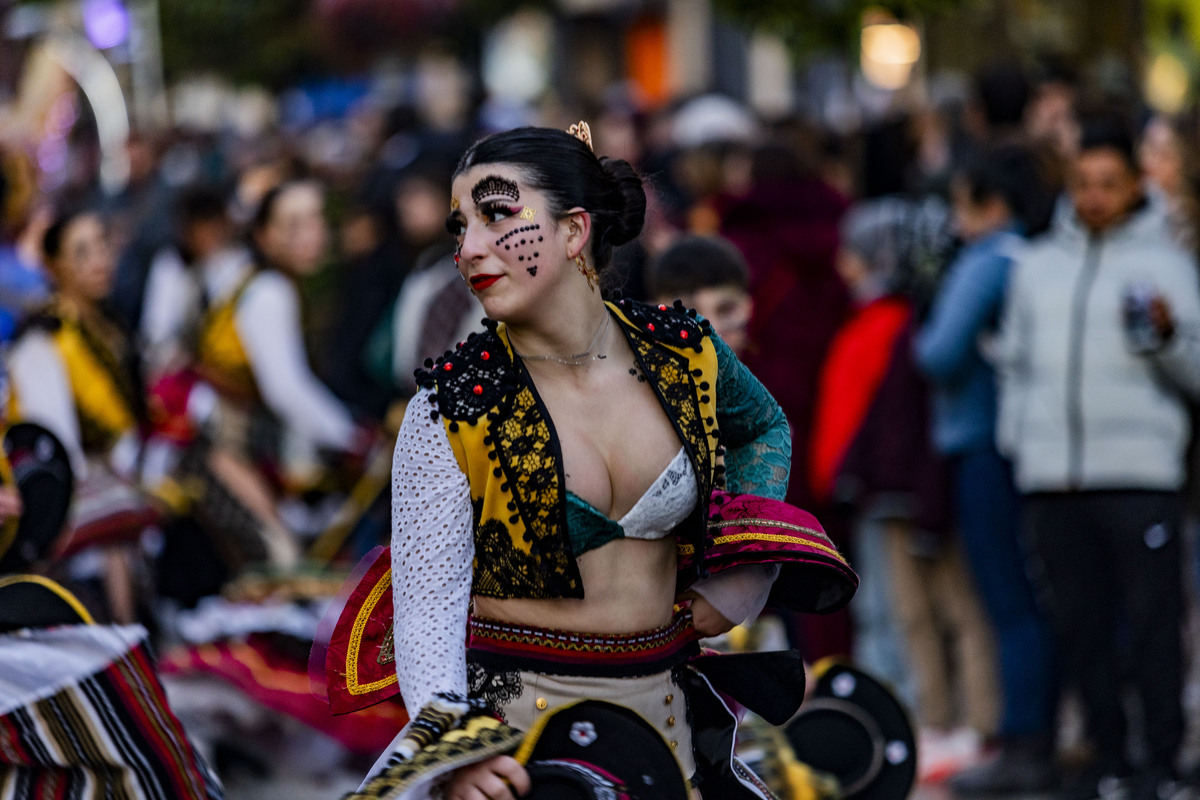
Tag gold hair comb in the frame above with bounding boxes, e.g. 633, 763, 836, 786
567, 121, 593, 152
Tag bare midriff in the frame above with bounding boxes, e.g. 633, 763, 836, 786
472, 536, 678, 634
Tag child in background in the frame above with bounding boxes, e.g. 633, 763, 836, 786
647, 234, 753, 355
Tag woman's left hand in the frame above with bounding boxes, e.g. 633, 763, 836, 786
677, 591, 737, 637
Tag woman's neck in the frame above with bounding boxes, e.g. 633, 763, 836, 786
505, 292, 612, 364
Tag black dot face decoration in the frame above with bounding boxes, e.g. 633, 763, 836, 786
471, 175, 520, 205
495, 223, 543, 278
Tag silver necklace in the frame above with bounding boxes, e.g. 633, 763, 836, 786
511, 313, 610, 366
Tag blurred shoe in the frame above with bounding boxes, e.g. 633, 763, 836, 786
1059, 767, 1130, 800
948, 739, 1059, 796
1130, 766, 1194, 800
920, 726, 985, 784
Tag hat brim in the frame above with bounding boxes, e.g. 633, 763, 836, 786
516, 700, 689, 800
0, 423, 74, 572
0, 574, 93, 631
785, 660, 916, 800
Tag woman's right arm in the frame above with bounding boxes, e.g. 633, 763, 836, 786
391, 388, 475, 710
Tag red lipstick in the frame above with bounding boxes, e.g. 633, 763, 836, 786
470, 274, 502, 290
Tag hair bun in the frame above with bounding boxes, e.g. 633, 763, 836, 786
598, 157, 646, 247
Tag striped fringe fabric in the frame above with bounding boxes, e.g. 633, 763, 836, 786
0, 626, 223, 800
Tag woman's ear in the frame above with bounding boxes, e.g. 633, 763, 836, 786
562, 207, 592, 259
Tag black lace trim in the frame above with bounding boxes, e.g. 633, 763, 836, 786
613, 297, 708, 353
466, 662, 523, 723
613, 302, 716, 569
414, 321, 517, 424
472, 374, 583, 598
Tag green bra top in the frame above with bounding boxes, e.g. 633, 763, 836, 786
564, 446, 696, 557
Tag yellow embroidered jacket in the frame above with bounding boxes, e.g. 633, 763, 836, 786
195, 274, 258, 401
415, 299, 721, 600
9, 301, 142, 454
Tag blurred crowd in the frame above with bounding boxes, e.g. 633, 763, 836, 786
4, 56, 1200, 800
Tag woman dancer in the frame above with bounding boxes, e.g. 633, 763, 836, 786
7, 209, 155, 622
376, 124, 851, 800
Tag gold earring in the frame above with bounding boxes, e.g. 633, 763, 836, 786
575, 254, 599, 293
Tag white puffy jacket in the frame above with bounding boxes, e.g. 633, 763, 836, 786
995, 199, 1200, 493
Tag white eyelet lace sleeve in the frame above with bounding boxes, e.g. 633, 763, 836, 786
391, 388, 474, 711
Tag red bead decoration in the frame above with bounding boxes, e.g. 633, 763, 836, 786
481, 351, 490, 360
648, 323, 655, 331
444, 363, 453, 371
681, 330, 689, 339
473, 385, 483, 395
659, 304, 667, 310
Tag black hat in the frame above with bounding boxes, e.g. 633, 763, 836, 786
515, 700, 689, 800
0, 423, 74, 573
0, 574, 94, 632
784, 660, 917, 800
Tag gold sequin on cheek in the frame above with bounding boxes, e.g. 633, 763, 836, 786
520, 206, 537, 220
450, 197, 460, 210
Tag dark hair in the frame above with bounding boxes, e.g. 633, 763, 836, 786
974, 62, 1030, 130
454, 127, 646, 271
956, 144, 1054, 233
648, 235, 749, 300
1077, 117, 1137, 170
42, 208, 94, 262
179, 185, 229, 227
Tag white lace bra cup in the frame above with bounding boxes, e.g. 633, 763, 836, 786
615, 447, 697, 539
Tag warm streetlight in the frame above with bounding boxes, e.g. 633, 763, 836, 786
1145, 51, 1190, 115
860, 14, 921, 90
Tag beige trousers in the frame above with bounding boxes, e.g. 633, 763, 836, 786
883, 520, 999, 734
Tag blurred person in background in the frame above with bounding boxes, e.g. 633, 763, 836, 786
1139, 114, 1199, 253
100, 131, 177, 333
0, 150, 51, 342
139, 185, 253, 378
719, 140, 851, 659
363, 161, 482, 404
646, 233, 752, 355
194, 178, 370, 562
6, 209, 158, 623
916, 145, 1058, 795
996, 119, 1200, 800
812, 196, 998, 782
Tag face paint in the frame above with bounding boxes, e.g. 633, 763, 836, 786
520, 206, 537, 220
471, 175, 520, 205
495, 222, 542, 277
450, 197, 460, 210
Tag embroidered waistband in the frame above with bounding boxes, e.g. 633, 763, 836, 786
467, 611, 699, 678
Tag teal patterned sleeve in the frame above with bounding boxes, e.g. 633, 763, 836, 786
712, 331, 791, 500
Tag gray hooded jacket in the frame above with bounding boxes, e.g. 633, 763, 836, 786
995, 198, 1200, 493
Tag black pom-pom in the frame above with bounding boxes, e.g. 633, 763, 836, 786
493, 467, 503, 478
508, 514, 520, 524
673, 299, 686, 310
700, 395, 710, 403
423, 358, 434, 368
699, 382, 710, 391
429, 411, 439, 421
500, 482, 510, 492
448, 421, 459, 433
507, 502, 516, 511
